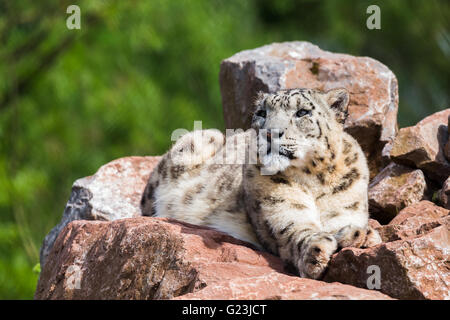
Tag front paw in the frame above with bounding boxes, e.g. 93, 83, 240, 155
335, 225, 367, 249
297, 233, 338, 279
362, 226, 382, 248
335, 225, 382, 249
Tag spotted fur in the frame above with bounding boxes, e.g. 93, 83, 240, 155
141, 88, 382, 279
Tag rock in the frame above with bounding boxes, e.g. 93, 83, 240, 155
324, 205, 450, 299
39, 156, 160, 266
176, 272, 392, 300
438, 177, 450, 210
368, 218, 382, 230
389, 201, 450, 227
220, 41, 399, 178
376, 201, 449, 242
368, 162, 427, 224
389, 109, 450, 184
35, 217, 392, 300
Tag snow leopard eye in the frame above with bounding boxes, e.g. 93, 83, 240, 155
295, 109, 311, 118
255, 109, 266, 118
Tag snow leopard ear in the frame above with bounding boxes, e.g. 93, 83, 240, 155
325, 88, 349, 124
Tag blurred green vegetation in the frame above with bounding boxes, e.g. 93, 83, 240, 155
0, 0, 448, 299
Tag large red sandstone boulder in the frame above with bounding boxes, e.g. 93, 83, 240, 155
389, 109, 450, 184
368, 162, 427, 224
324, 201, 450, 300
35, 217, 392, 300
39, 156, 160, 266
220, 41, 399, 178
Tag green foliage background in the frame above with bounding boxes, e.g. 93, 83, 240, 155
0, 0, 448, 299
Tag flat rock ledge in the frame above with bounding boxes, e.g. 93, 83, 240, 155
35, 217, 392, 300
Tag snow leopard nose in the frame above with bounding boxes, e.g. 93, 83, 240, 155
266, 129, 284, 142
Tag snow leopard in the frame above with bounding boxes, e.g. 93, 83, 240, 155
141, 88, 382, 279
